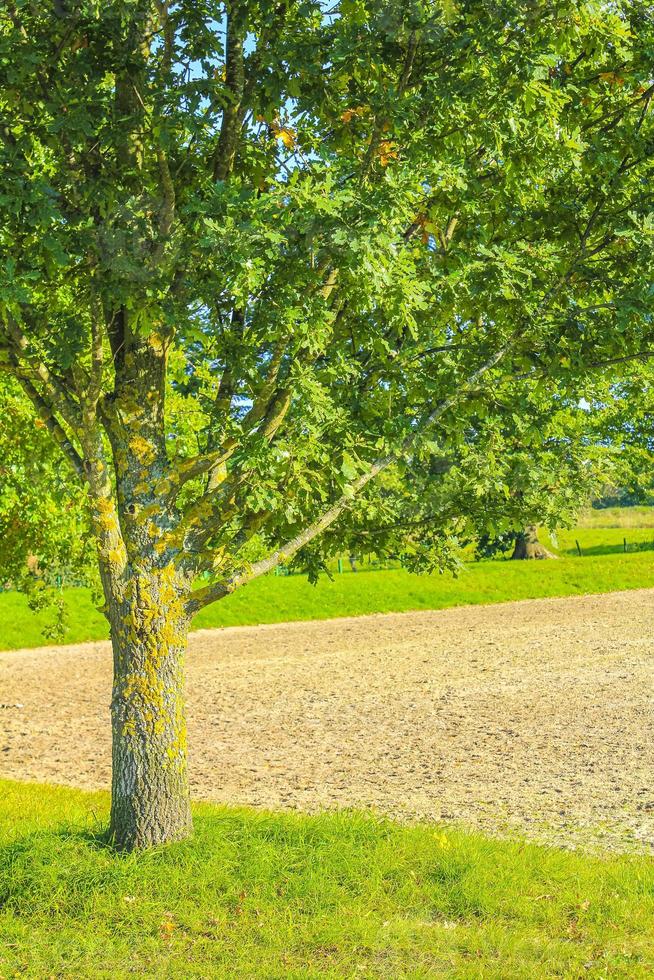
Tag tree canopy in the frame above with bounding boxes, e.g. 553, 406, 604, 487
1, 0, 652, 605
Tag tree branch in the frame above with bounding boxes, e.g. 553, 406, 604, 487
152, 145, 176, 262
167, 334, 291, 502
4, 354, 85, 480
186, 243, 587, 616
213, 3, 246, 182
185, 340, 511, 614
1, 314, 83, 432
87, 291, 105, 412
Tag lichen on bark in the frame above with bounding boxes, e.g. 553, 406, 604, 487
108, 566, 192, 850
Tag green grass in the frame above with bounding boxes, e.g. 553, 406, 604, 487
576, 506, 654, 529
1, 780, 653, 978
543, 526, 654, 557
1, 550, 653, 651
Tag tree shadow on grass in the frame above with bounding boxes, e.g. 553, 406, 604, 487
0, 822, 118, 879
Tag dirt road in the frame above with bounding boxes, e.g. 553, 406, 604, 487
1, 590, 653, 850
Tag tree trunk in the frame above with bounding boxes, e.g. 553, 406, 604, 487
511, 524, 557, 560
107, 569, 193, 850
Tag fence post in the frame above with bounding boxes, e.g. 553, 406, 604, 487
337, 558, 343, 574
624, 537, 627, 553
575, 540, 582, 557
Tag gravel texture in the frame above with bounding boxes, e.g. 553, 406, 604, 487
1, 589, 653, 851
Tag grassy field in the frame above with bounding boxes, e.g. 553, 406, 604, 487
0, 549, 653, 651
0, 780, 653, 978
543, 526, 654, 557
1, 508, 653, 651
2, 547, 654, 651
576, 506, 654, 529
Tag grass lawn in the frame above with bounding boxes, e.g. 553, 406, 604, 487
576, 506, 654, 529
543, 526, 654, 557
0, 780, 653, 978
1, 549, 653, 651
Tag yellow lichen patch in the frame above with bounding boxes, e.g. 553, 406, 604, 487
114, 450, 129, 477
153, 476, 173, 497
211, 548, 226, 570
93, 498, 121, 537
165, 722, 187, 765
123, 669, 165, 712
129, 435, 157, 467
209, 463, 227, 487
160, 564, 177, 585
188, 499, 213, 524
148, 332, 165, 355
122, 718, 137, 738
119, 396, 146, 422
99, 513, 118, 533
108, 546, 127, 566
163, 529, 183, 551
136, 503, 160, 521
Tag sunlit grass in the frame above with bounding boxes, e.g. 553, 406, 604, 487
544, 526, 654, 557
575, 506, 654, 529
1, 779, 653, 978
0, 549, 652, 651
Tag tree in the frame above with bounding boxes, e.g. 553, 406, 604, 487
0, 375, 96, 631
510, 526, 557, 560
1, 1, 652, 849
587, 366, 654, 504
349, 389, 612, 566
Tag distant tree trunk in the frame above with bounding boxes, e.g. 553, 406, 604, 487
107, 569, 193, 850
511, 525, 557, 560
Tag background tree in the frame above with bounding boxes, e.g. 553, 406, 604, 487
510, 527, 557, 560
1, 0, 652, 849
347, 385, 611, 566
586, 366, 654, 505
0, 376, 96, 631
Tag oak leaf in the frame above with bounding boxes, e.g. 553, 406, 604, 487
377, 139, 398, 166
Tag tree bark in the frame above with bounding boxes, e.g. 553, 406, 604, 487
107, 569, 193, 850
511, 524, 557, 560
95, 315, 196, 849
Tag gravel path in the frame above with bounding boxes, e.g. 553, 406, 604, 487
2, 590, 653, 851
